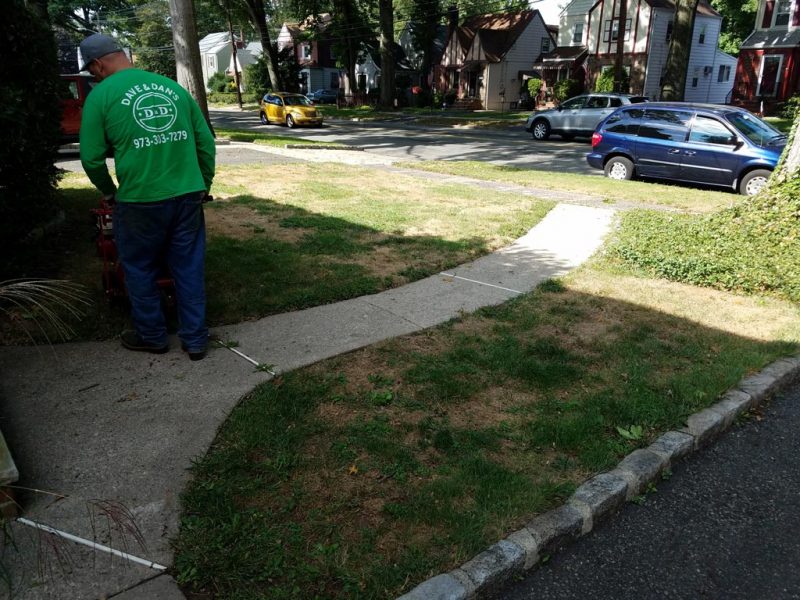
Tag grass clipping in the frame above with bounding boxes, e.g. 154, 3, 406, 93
609, 175, 800, 303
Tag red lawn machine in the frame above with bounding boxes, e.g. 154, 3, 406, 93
90, 197, 176, 308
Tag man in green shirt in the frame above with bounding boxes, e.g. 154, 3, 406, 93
79, 33, 216, 360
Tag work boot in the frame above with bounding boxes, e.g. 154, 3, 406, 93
120, 330, 169, 354
181, 342, 207, 361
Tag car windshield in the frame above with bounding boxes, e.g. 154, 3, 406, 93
726, 111, 785, 146
284, 95, 312, 106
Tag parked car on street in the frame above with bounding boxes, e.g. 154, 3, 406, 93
259, 92, 323, 128
526, 93, 648, 141
60, 73, 95, 142
306, 89, 338, 104
586, 103, 786, 196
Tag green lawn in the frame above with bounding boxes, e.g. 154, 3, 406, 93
401, 161, 741, 212
174, 265, 799, 599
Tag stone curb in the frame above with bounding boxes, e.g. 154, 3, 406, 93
396, 354, 800, 600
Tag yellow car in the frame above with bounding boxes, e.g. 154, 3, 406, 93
259, 92, 323, 128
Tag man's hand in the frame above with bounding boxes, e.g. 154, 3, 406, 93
103, 193, 116, 206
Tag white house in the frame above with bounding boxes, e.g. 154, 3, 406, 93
538, 0, 737, 102
199, 32, 234, 89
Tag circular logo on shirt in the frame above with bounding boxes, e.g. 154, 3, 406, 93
132, 92, 177, 132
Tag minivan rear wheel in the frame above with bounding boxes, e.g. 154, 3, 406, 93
739, 169, 771, 196
604, 156, 634, 181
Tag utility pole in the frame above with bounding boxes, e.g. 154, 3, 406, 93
167, 0, 214, 132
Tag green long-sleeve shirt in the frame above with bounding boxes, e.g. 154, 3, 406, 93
80, 68, 215, 202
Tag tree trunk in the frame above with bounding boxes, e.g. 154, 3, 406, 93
660, 0, 699, 101
379, 0, 394, 108
168, 0, 213, 132
613, 0, 627, 93
225, 3, 244, 109
339, 0, 357, 99
243, 0, 283, 90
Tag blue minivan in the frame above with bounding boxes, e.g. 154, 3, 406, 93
586, 103, 786, 195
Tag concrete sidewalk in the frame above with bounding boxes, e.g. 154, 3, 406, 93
0, 203, 613, 599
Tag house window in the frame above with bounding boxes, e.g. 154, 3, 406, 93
717, 64, 731, 82
775, 0, 793, 26
757, 54, 783, 96
541, 37, 551, 53
329, 47, 336, 60
301, 44, 311, 60
692, 68, 699, 87
208, 55, 216, 69
603, 18, 632, 42
698, 25, 706, 44
666, 21, 673, 43
573, 21, 584, 44
330, 71, 340, 89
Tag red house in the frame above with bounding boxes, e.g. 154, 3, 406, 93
733, 0, 800, 112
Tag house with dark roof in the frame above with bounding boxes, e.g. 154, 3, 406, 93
277, 13, 341, 94
539, 0, 737, 102
354, 40, 415, 94
732, 0, 800, 112
434, 9, 556, 110
398, 22, 449, 86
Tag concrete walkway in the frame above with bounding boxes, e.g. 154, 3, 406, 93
0, 203, 613, 599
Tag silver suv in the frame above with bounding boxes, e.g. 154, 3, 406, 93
526, 93, 648, 141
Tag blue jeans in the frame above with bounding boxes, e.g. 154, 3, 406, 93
114, 192, 208, 351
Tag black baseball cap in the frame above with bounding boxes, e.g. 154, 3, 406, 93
79, 33, 123, 71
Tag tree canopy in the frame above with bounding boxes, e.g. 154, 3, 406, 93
711, 0, 758, 56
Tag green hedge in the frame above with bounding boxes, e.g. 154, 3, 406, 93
609, 175, 800, 303
207, 91, 261, 104
0, 1, 62, 267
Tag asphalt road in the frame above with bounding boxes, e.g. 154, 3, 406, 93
55, 143, 298, 173
498, 379, 800, 600
209, 109, 597, 174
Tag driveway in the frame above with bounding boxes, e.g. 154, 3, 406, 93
210, 109, 598, 175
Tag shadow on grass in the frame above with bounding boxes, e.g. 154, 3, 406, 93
0, 188, 492, 343
172, 280, 797, 599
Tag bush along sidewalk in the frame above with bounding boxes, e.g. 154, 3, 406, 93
172, 274, 799, 599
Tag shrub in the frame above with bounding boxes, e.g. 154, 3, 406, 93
526, 78, 542, 99
0, 1, 62, 265
207, 92, 261, 104
553, 79, 581, 102
608, 177, 800, 303
595, 68, 630, 93
781, 94, 800, 120
443, 88, 458, 107
207, 71, 234, 93
594, 69, 614, 93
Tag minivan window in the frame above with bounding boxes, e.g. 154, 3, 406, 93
689, 116, 736, 145
726, 111, 785, 146
638, 108, 692, 142
609, 97, 623, 107
603, 107, 644, 135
